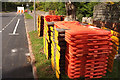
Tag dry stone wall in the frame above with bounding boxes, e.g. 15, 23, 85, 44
93, 3, 120, 32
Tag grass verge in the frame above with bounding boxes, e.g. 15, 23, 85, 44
29, 31, 120, 79
29, 31, 56, 79
24, 12, 33, 19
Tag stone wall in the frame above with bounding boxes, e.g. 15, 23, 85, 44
93, 3, 120, 22
93, 3, 120, 32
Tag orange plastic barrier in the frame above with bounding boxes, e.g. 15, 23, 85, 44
54, 21, 112, 79
21, 10, 24, 13
44, 15, 63, 22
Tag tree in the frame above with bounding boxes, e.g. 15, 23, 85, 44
35, 2, 99, 21
65, 2, 76, 21
76, 2, 99, 21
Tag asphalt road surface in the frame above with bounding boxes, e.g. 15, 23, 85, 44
1, 12, 34, 80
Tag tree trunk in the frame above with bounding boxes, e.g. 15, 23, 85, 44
65, 2, 76, 21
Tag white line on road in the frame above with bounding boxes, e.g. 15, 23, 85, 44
2, 28, 4, 31
1, 14, 17, 32
13, 19, 20, 34
9, 19, 20, 36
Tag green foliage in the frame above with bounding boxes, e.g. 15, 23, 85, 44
36, 2, 66, 15
56, 2, 66, 15
2, 2, 17, 11
55, 10, 59, 15
36, 2, 98, 21
30, 6, 33, 11
2, 2, 33, 11
75, 2, 99, 21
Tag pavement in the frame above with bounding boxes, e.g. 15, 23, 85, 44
24, 13, 34, 32
25, 11, 45, 32
2, 12, 34, 80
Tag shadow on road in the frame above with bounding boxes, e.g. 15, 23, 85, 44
2, 64, 34, 80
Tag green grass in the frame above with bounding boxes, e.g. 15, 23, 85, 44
29, 31, 56, 79
29, 31, 120, 79
24, 12, 33, 19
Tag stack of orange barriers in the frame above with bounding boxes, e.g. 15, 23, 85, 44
54, 21, 112, 79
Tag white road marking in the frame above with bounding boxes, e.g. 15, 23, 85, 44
2, 28, 4, 31
2, 14, 17, 31
11, 48, 18, 56
13, 19, 20, 34
11, 48, 18, 53
9, 18, 20, 35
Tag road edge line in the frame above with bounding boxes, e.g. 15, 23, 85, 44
24, 15, 38, 80
2, 14, 17, 31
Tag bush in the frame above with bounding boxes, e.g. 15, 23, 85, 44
30, 6, 33, 11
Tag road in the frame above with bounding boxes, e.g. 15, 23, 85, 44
1, 12, 34, 80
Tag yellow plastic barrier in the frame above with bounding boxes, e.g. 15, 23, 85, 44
43, 15, 65, 79
111, 30, 120, 37
37, 15, 41, 37
101, 26, 120, 72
